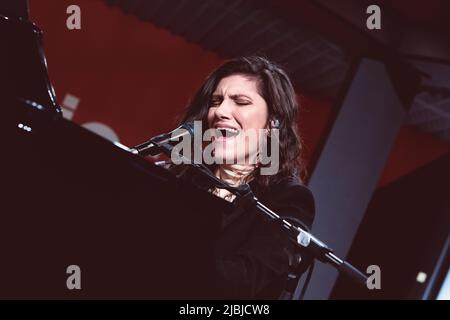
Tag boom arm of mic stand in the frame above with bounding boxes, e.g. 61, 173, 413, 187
253, 197, 368, 287
143, 142, 368, 287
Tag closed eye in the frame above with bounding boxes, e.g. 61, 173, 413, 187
210, 99, 222, 107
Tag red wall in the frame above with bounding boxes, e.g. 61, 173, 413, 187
29, 0, 450, 186
378, 126, 450, 186
30, 0, 222, 144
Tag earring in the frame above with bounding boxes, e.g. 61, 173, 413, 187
270, 118, 280, 129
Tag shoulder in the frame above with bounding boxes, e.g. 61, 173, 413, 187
260, 175, 315, 230
265, 175, 315, 208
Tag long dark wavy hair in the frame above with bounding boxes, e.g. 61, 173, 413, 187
178, 56, 304, 192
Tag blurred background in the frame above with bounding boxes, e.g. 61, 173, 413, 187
10, 0, 450, 299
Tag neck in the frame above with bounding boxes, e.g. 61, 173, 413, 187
215, 163, 257, 187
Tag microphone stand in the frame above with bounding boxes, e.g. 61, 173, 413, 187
135, 139, 368, 287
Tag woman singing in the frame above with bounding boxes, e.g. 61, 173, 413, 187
172, 56, 315, 299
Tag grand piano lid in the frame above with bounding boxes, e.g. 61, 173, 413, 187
0, 0, 30, 20
1, 7, 62, 117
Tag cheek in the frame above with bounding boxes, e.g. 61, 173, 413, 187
238, 107, 268, 130
256, 105, 269, 128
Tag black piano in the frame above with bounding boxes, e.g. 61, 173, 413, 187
1, 1, 233, 299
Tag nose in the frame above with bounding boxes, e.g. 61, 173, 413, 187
214, 99, 233, 120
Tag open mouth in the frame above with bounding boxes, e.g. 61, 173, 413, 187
215, 127, 240, 138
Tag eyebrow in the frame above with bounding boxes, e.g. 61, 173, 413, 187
229, 94, 252, 101
211, 93, 253, 101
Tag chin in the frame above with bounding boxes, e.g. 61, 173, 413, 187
214, 150, 236, 164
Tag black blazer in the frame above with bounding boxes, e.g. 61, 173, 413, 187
173, 165, 315, 299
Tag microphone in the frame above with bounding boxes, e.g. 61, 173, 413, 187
131, 122, 195, 156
